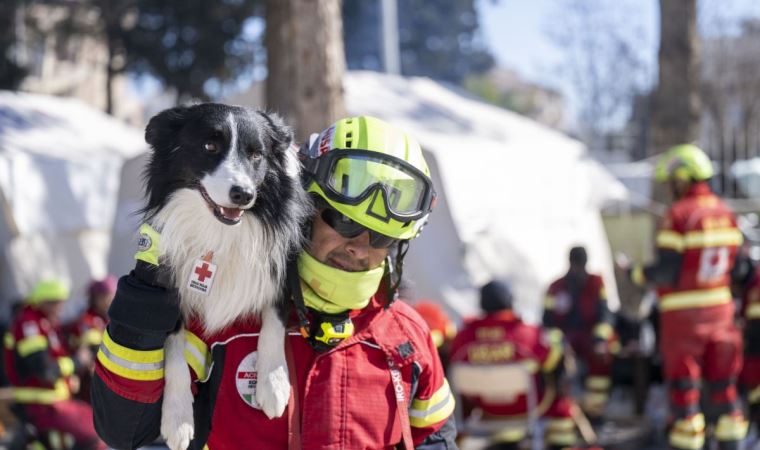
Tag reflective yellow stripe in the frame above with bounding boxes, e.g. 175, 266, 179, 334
17, 335, 48, 357
97, 329, 164, 381
546, 430, 577, 446
57, 357, 74, 377
4, 333, 14, 350
102, 329, 163, 363
669, 414, 706, 450
542, 341, 562, 372
82, 329, 103, 346
674, 413, 705, 432
684, 228, 742, 249
748, 385, 760, 404
593, 323, 613, 340
546, 328, 563, 343
582, 392, 608, 408
585, 376, 611, 391
746, 303, 760, 319
410, 379, 456, 428
492, 427, 526, 443
546, 418, 575, 431
657, 230, 684, 251
48, 430, 62, 450
430, 330, 444, 348
714, 414, 748, 441
631, 264, 646, 286
13, 380, 70, 404
543, 295, 555, 310
669, 430, 705, 449
184, 330, 210, 381
660, 287, 731, 312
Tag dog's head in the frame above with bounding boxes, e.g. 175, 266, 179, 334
143, 103, 297, 225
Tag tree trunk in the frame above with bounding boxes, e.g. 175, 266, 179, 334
650, 0, 701, 157
265, 0, 347, 141
649, 0, 701, 207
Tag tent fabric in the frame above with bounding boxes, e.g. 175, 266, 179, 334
110, 72, 628, 324
0, 91, 145, 318
342, 72, 628, 322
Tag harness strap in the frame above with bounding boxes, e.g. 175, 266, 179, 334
388, 360, 414, 450
287, 260, 311, 340
286, 337, 302, 450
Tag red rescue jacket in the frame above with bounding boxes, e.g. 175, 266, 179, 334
94, 291, 456, 450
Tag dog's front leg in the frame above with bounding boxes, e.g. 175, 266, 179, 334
255, 304, 290, 419
161, 328, 195, 450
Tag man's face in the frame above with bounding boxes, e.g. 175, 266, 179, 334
93, 293, 115, 316
38, 301, 64, 323
669, 178, 690, 200
307, 209, 389, 272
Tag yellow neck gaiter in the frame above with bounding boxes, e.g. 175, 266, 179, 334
297, 251, 385, 314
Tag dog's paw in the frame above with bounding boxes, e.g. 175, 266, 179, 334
255, 362, 290, 419
164, 423, 194, 450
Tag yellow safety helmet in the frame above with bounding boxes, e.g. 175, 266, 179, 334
301, 116, 436, 241
654, 144, 714, 182
27, 279, 69, 305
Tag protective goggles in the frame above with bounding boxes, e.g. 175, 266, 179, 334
321, 208, 399, 248
304, 149, 435, 221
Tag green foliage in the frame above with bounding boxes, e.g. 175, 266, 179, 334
121, 0, 261, 100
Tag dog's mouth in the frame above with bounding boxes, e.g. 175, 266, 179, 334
197, 185, 245, 225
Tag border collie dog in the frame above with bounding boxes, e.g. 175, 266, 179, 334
141, 104, 310, 450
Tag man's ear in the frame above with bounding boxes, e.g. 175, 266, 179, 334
257, 110, 294, 152
145, 106, 192, 150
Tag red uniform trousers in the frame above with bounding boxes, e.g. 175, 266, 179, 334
23, 400, 106, 450
660, 304, 744, 448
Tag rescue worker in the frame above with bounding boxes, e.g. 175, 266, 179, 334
68, 276, 116, 403
730, 246, 760, 433
4, 279, 106, 450
622, 144, 747, 450
543, 246, 617, 419
91, 116, 457, 449
411, 300, 456, 369
451, 280, 577, 450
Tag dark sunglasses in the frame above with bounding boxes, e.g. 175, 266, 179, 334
320, 208, 399, 249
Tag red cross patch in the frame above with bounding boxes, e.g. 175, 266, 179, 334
187, 256, 217, 295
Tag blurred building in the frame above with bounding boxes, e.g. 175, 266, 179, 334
11, 3, 142, 125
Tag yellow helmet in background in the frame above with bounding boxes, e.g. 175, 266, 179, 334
27, 279, 69, 306
301, 116, 436, 241
654, 144, 714, 183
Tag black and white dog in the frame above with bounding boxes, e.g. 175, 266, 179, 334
141, 104, 310, 450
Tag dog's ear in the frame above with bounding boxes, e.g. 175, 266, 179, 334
258, 111, 294, 152
145, 106, 192, 149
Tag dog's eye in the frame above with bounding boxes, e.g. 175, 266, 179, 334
204, 142, 219, 154
251, 150, 263, 161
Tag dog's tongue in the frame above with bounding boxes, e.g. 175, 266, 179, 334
219, 207, 243, 221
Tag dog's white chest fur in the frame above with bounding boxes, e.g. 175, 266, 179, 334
152, 188, 287, 332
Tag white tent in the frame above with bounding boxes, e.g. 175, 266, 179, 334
343, 72, 627, 322
0, 91, 145, 319
110, 72, 628, 323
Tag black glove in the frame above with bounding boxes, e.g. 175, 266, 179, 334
107, 224, 180, 349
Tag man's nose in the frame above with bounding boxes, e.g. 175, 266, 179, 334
345, 230, 371, 259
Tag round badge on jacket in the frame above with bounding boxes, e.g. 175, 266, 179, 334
236, 351, 261, 409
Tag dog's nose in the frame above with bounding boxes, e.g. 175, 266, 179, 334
229, 186, 254, 205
